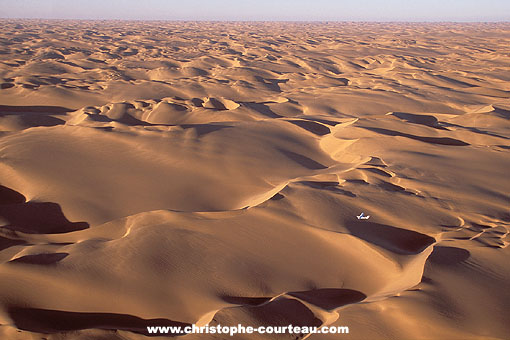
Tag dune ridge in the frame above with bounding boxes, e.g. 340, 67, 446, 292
0, 20, 509, 339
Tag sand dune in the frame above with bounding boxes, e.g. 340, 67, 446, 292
0, 20, 509, 339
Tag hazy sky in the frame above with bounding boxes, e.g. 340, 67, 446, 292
1, 0, 509, 21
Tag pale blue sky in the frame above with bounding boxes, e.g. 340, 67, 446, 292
1, 0, 509, 21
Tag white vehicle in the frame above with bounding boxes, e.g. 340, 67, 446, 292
357, 212, 370, 220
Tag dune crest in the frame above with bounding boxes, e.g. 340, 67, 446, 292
1, 20, 510, 340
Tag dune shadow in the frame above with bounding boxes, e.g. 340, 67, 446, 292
288, 120, 331, 136
442, 122, 510, 140
0, 184, 26, 205
120, 115, 154, 126
346, 179, 369, 185
492, 106, 510, 119
300, 181, 356, 197
362, 168, 392, 177
331, 188, 357, 197
270, 193, 285, 201
0, 202, 89, 234
361, 126, 469, 146
7, 307, 190, 336
301, 181, 338, 188
0, 236, 26, 251
203, 98, 231, 110
279, 150, 328, 170
427, 246, 470, 266
242, 102, 282, 118
0, 105, 72, 115
221, 298, 322, 328
1, 83, 15, 89
0, 114, 65, 129
180, 124, 233, 137
346, 221, 435, 255
104, 113, 151, 127
190, 98, 204, 107
254, 76, 289, 92
9, 253, 69, 265
288, 288, 366, 310
305, 117, 342, 126
377, 180, 416, 195
391, 112, 448, 130
220, 295, 272, 306
434, 74, 478, 88
0, 105, 71, 129
0, 185, 88, 234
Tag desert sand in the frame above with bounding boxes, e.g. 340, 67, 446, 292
0, 20, 509, 339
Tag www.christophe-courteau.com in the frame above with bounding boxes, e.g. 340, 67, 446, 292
147, 324, 350, 336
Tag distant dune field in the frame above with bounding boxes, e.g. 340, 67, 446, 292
0, 20, 509, 340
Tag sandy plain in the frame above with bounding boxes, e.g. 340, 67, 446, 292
0, 20, 509, 340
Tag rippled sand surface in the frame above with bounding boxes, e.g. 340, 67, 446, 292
0, 20, 509, 339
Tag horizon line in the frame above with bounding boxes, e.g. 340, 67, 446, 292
1, 17, 509, 24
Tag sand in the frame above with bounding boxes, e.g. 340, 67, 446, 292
0, 20, 509, 340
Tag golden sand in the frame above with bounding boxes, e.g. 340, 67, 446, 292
0, 20, 509, 339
